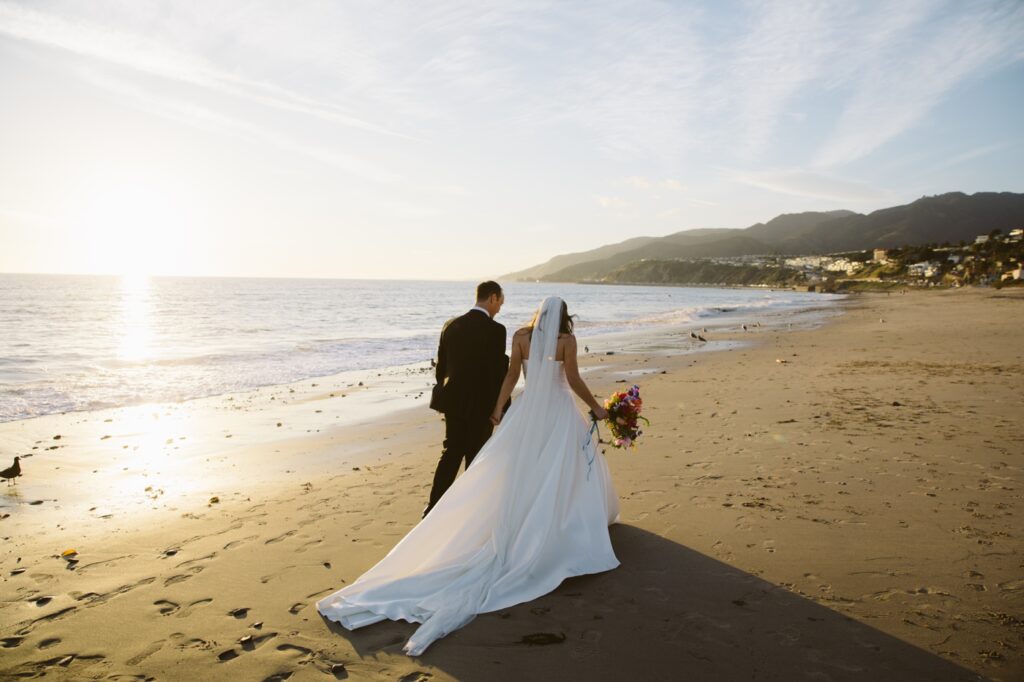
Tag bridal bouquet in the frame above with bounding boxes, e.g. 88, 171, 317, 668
600, 384, 649, 449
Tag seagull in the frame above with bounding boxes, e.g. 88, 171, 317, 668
1, 456, 21, 486
689, 332, 698, 339
697, 335, 707, 342
741, 324, 748, 332
584, 345, 589, 353
702, 327, 708, 333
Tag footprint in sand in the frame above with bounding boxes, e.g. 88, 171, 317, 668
175, 552, 217, 568
261, 566, 297, 584
518, 632, 566, 646
178, 598, 213, 618
288, 588, 332, 615
228, 607, 251, 619
2, 636, 25, 648
179, 637, 214, 651
239, 632, 277, 651
164, 566, 204, 586
223, 535, 259, 551
399, 673, 433, 682
38, 638, 61, 650
276, 643, 315, 661
294, 538, 322, 554
998, 578, 1024, 593
154, 599, 180, 616
265, 530, 297, 545
125, 638, 165, 666
215, 633, 279, 664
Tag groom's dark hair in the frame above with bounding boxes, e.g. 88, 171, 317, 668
476, 281, 502, 302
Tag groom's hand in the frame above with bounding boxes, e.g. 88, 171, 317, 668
489, 410, 502, 426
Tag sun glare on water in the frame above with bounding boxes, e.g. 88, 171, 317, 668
118, 272, 153, 362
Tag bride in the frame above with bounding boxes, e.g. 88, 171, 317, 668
317, 296, 620, 656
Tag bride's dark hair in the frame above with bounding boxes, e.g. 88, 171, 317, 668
527, 300, 574, 335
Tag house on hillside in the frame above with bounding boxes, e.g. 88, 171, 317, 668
908, 261, 941, 278
1008, 228, 1023, 243
1003, 265, 1023, 281
975, 235, 990, 245
820, 258, 859, 275
784, 256, 824, 269
872, 248, 889, 263
947, 254, 962, 264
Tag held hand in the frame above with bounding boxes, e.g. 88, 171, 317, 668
489, 410, 502, 426
591, 405, 609, 421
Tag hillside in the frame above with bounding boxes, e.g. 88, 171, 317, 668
504, 192, 1024, 282
604, 260, 805, 287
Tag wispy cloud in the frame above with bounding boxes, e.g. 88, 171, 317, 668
812, 1, 1024, 167
931, 140, 1021, 172
519, 2, 707, 156
80, 70, 402, 184
716, 0, 840, 157
622, 176, 686, 191
0, 2, 404, 138
727, 168, 893, 204
655, 198, 717, 219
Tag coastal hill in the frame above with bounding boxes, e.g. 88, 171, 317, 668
504, 192, 1024, 282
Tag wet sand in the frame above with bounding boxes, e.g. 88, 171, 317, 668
1, 287, 1021, 681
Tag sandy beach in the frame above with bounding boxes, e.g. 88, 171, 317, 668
2, 287, 1021, 681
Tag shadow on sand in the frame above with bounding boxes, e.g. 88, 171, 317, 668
322, 524, 981, 681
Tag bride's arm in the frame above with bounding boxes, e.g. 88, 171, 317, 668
490, 331, 525, 425
563, 335, 609, 419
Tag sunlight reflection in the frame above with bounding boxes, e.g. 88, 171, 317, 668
109, 404, 215, 499
117, 273, 153, 362
117, 405, 183, 467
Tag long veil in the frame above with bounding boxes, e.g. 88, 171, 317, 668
401, 297, 570, 653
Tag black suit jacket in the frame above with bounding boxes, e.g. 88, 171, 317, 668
435, 310, 508, 420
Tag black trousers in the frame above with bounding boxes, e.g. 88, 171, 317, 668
424, 413, 493, 516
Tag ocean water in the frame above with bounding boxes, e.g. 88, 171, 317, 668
0, 274, 835, 422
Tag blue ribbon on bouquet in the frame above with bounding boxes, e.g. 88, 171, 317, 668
582, 414, 600, 481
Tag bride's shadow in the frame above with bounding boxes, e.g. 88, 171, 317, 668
322, 525, 979, 681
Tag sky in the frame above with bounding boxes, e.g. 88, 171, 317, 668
1, 0, 1022, 280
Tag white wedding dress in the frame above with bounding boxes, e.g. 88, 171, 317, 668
317, 296, 620, 656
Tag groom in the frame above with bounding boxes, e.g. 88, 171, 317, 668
424, 281, 509, 517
